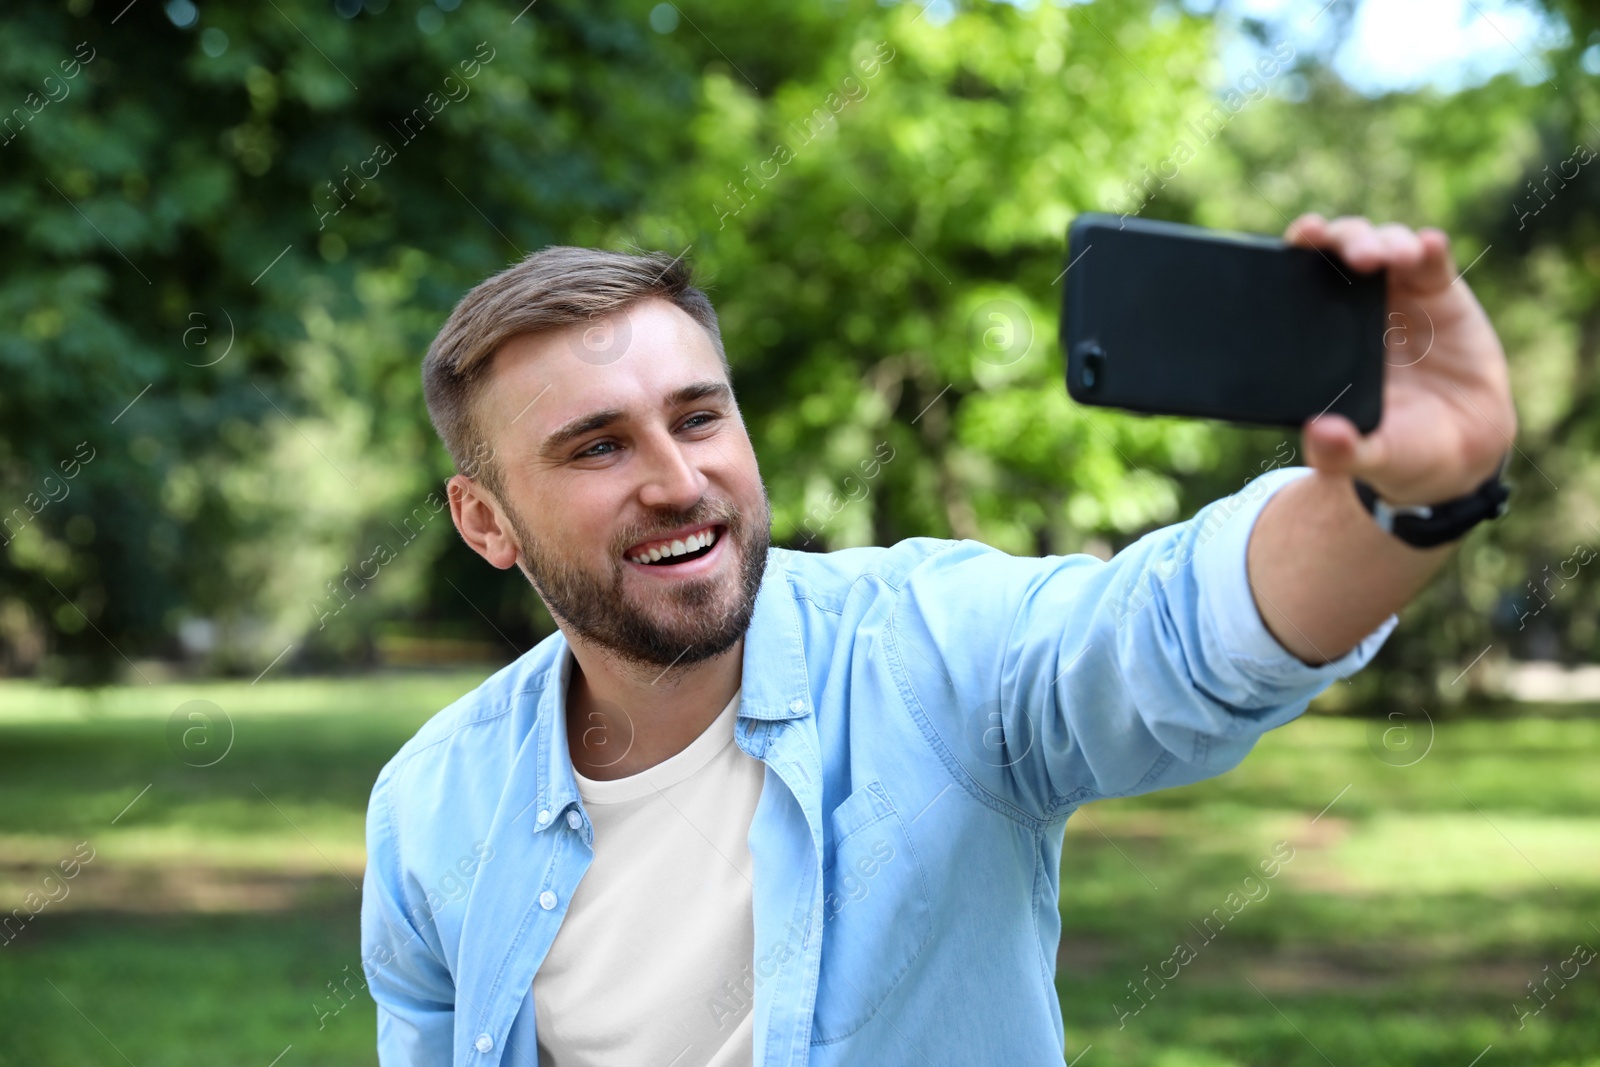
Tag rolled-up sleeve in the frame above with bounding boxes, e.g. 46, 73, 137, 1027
1189, 465, 1396, 694
885, 465, 1395, 823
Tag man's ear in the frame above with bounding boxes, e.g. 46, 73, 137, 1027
448, 474, 521, 570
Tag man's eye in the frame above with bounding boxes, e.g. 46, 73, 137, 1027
572, 415, 717, 459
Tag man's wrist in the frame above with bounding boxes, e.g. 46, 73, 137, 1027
1351, 457, 1511, 549
1247, 469, 1445, 664
1201, 467, 1397, 674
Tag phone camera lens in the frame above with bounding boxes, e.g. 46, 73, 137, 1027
1077, 342, 1105, 392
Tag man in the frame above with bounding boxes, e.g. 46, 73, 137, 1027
360, 216, 1515, 1066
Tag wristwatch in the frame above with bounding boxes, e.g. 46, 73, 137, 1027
1352, 458, 1511, 548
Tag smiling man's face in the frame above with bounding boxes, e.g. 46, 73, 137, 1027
454, 297, 771, 669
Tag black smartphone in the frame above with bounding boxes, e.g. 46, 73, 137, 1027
1060, 213, 1386, 433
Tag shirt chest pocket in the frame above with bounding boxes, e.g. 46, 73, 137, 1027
810, 778, 934, 1045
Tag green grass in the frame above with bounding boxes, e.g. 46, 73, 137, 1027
1058, 713, 1600, 1066
0, 672, 481, 1067
1, 674, 1597, 1065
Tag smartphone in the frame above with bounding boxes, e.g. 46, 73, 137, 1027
1060, 213, 1386, 433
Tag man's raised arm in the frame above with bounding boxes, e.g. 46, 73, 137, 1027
1247, 213, 1516, 665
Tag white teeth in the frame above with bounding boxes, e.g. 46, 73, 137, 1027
629, 528, 719, 565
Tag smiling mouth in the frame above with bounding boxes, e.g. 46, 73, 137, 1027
625, 524, 725, 566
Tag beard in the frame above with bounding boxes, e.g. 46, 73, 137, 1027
505, 489, 771, 670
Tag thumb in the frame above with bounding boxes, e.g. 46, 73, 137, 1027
1302, 414, 1386, 479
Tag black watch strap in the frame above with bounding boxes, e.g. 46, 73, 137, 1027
1352, 460, 1511, 548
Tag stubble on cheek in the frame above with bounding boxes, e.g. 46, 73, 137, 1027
503, 493, 770, 668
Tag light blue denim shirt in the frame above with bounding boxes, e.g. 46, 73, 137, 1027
360, 466, 1395, 1066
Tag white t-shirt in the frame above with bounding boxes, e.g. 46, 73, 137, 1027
533, 688, 764, 1067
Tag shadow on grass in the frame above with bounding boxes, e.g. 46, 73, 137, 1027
1055, 775, 1600, 1065
0, 690, 449, 838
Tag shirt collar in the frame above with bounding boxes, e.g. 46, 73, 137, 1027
527, 546, 812, 833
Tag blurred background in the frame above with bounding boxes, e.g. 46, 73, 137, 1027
2, 0, 1599, 1062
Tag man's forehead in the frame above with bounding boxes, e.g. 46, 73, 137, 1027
481, 299, 727, 439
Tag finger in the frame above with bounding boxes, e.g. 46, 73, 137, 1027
1321, 215, 1385, 272
1372, 223, 1425, 269
1302, 413, 1388, 479
1391, 226, 1458, 294
1294, 216, 1462, 292
1285, 212, 1326, 246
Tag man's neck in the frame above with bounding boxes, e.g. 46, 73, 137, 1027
562, 636, 745, 781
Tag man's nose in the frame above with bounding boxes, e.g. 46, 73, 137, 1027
637, 433, 708, 510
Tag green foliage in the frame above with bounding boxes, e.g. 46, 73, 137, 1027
0, 0, 692, 679
641, 1, 1229, 557
1, 0, 1598, 703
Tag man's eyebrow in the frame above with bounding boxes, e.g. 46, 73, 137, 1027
537, 380, 733, 458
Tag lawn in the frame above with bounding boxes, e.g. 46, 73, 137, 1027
1, 673, 1596, 1066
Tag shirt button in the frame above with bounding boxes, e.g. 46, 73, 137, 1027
535, 809, 551, 825
565, 810, 582, 829
789, 697, 804, 712
474, 1033, 494, 1053
539, 890, 558, 910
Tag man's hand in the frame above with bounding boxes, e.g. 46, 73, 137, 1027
1244, 214, 1517, 666
1284, 213, 1516, 503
